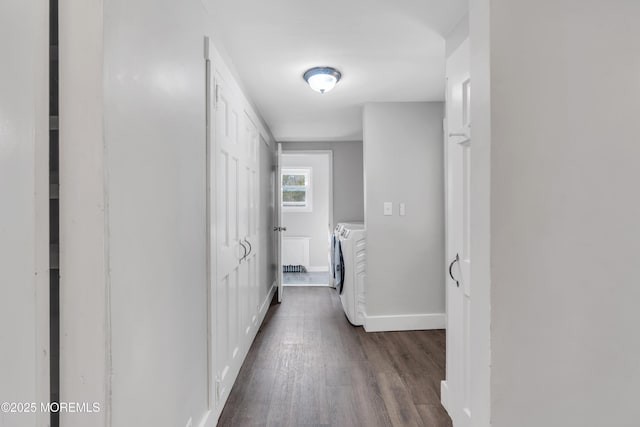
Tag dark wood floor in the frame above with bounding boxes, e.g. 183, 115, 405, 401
218, 287, 452, 427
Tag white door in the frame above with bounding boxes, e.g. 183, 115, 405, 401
213, 69, 245, 403
209, 52, 269, 419
275, 143, 284, 302
444, 38, 472, 427
242, 114, 260, 334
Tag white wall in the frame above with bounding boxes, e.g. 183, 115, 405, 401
103, 1, 211, 426
59, 1, 276, 427
445, 14, 469, 58
282, 153, 330, 270
0, 2, 49, 426
487, 1, 640, 426
59, 2, 110, 426
282, 141, 364, 225
363, 102, 445, 330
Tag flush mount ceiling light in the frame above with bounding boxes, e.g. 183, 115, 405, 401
303, 66, 342, 94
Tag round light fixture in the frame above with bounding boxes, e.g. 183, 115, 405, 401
303, 66, 342, 94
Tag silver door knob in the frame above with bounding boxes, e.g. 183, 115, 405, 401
448, 253, 460, 287
239, 240, 247, 263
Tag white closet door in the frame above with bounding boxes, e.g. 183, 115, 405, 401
241, 113, 260, 336
213, 69, 245, 403
445, 38, 472, 427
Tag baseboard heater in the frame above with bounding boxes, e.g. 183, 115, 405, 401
283, 265, 307, 273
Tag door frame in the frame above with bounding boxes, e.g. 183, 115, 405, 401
468, 3, 492, 423
204, 36, 216, 414
276, 144, 283, 301
277, 149, 334, 288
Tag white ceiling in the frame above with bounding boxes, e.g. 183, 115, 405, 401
205, 0, 467, 142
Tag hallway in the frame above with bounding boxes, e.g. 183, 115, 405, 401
218, 287, 452, 427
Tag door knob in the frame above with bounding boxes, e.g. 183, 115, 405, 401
448, 253, 460, 287
239, 241, 247, 263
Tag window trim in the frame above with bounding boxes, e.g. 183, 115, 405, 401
281, 167, 312, 212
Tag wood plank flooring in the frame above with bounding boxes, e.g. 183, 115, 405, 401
218, 287, 452, 427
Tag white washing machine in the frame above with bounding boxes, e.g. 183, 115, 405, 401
330, 222, 364, 288
337, 224, 367, 325
336, 222, 364, 233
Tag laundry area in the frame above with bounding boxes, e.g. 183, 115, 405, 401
274, 102, 447, 334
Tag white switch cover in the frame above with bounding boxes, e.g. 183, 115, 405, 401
384, 202, 393, 216
399, 203, 406, 216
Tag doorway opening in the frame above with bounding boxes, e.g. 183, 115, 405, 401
279, 151, 333, 287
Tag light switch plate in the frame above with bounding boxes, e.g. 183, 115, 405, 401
399, 203, 406, 216
384, 202, 393, 216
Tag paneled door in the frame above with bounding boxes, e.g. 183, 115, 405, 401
444, 38, 472, 427
213, 68, 245, 404
241, 114, 260, 337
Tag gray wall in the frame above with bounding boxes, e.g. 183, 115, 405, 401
282, 141, 364, 225
363, 102, 445, 317
488, 1, 640, 426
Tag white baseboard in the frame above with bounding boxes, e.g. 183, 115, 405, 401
440, 380, 450, 412
363, 312, 446, 332
211, 281, 277, 424
197, 410, 213, 427
283, 283, 331, 287
306, 266, 329, 273
258, 281, 277, 317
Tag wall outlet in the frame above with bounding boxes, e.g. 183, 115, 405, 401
384, 202, 393, 216
399, 203, 406, 216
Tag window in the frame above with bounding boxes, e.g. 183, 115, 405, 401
282, 167, 312, 212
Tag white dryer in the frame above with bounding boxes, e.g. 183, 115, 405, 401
330, 222, 364, 288
337, 224, 367, 325
336, 222, 364, 233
